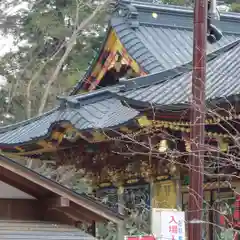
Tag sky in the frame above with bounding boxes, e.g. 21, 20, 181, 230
0, 1, 29, 56
0, 2, 29, 84
0, 34, 11, 85
0, 34, 16, 56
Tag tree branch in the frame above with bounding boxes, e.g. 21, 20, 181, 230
37, 0, 110, 115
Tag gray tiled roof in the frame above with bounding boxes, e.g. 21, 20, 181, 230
117, 41, 240, 107
111, 2, 240, 74
0, 96, 138, 145
0, 221, 96, 240
1, 3, 240, 146
71, 2, 240, 94
1, 41, 239, 146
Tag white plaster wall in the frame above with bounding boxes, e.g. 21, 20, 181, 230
0, 181, 35, 199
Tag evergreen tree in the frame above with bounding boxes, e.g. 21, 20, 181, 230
0, 0, 108, 123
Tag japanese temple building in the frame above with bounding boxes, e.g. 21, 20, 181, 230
0, 0, 240, 239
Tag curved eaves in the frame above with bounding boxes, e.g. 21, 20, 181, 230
0, 98, 139, 146
115, 41, 240, 110
0, 108, 59, 134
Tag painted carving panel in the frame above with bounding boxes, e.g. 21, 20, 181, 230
124, 184, 151, 235
96, 187, 118, 211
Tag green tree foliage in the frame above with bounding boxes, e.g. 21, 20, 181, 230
0, 0, 239, 124
0, 0, 108, 123
231, 3, 240, 12
162, 0, 186, 6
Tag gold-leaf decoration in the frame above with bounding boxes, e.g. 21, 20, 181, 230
152, 12, 158, 19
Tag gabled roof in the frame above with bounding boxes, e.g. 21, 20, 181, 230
0, 40, 239, 147
66, 39, 240, 112
0, 153, 123, 223
112, 1, 240, 73
71, 0, 240, 94
0, 95, 138, 146
0, 3, 240, 149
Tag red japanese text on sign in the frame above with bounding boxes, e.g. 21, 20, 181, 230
169, 225, 178, 234
169, 215, 179, 240
169, 216, 177, 224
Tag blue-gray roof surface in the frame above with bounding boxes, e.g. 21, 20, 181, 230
116, 41, 240, 107
1, 40, 239, 146
71, 1, 240, 94
1, 2, 240, 146
0, 221, 96, 240
0, 97, 138, 145
111, 1, 240, 74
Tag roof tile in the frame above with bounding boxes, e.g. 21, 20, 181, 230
0, 98, 139, 145
119, 41, 240, 106
0, 221, 96, 240
114, 20, 240, 73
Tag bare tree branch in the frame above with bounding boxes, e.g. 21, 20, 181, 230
37, 0, 111, 115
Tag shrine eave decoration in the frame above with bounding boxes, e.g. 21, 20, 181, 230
0, 40, 240, 155
70, 0, 240, 94
0, 96, 140, 154
0, 2, 240, 155
113, 40, 240, 111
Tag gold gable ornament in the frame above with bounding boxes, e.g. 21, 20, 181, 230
64, 128, 79, 142
218, 137, 229, 152
152, 12, 158, 19
158, 140, 168, 153
137, 116, 151, 127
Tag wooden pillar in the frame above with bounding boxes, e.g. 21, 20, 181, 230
150, 180, 154, 227
89, 221, 96, 237
209, 190, 214, 240
117, 186, 125, 215
175, 170, 182, 210
117, 186, 125, 240
117, 221, 125, 240
234, 185, 240, 240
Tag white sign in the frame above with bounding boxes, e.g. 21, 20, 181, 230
151, 208, 185, 240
